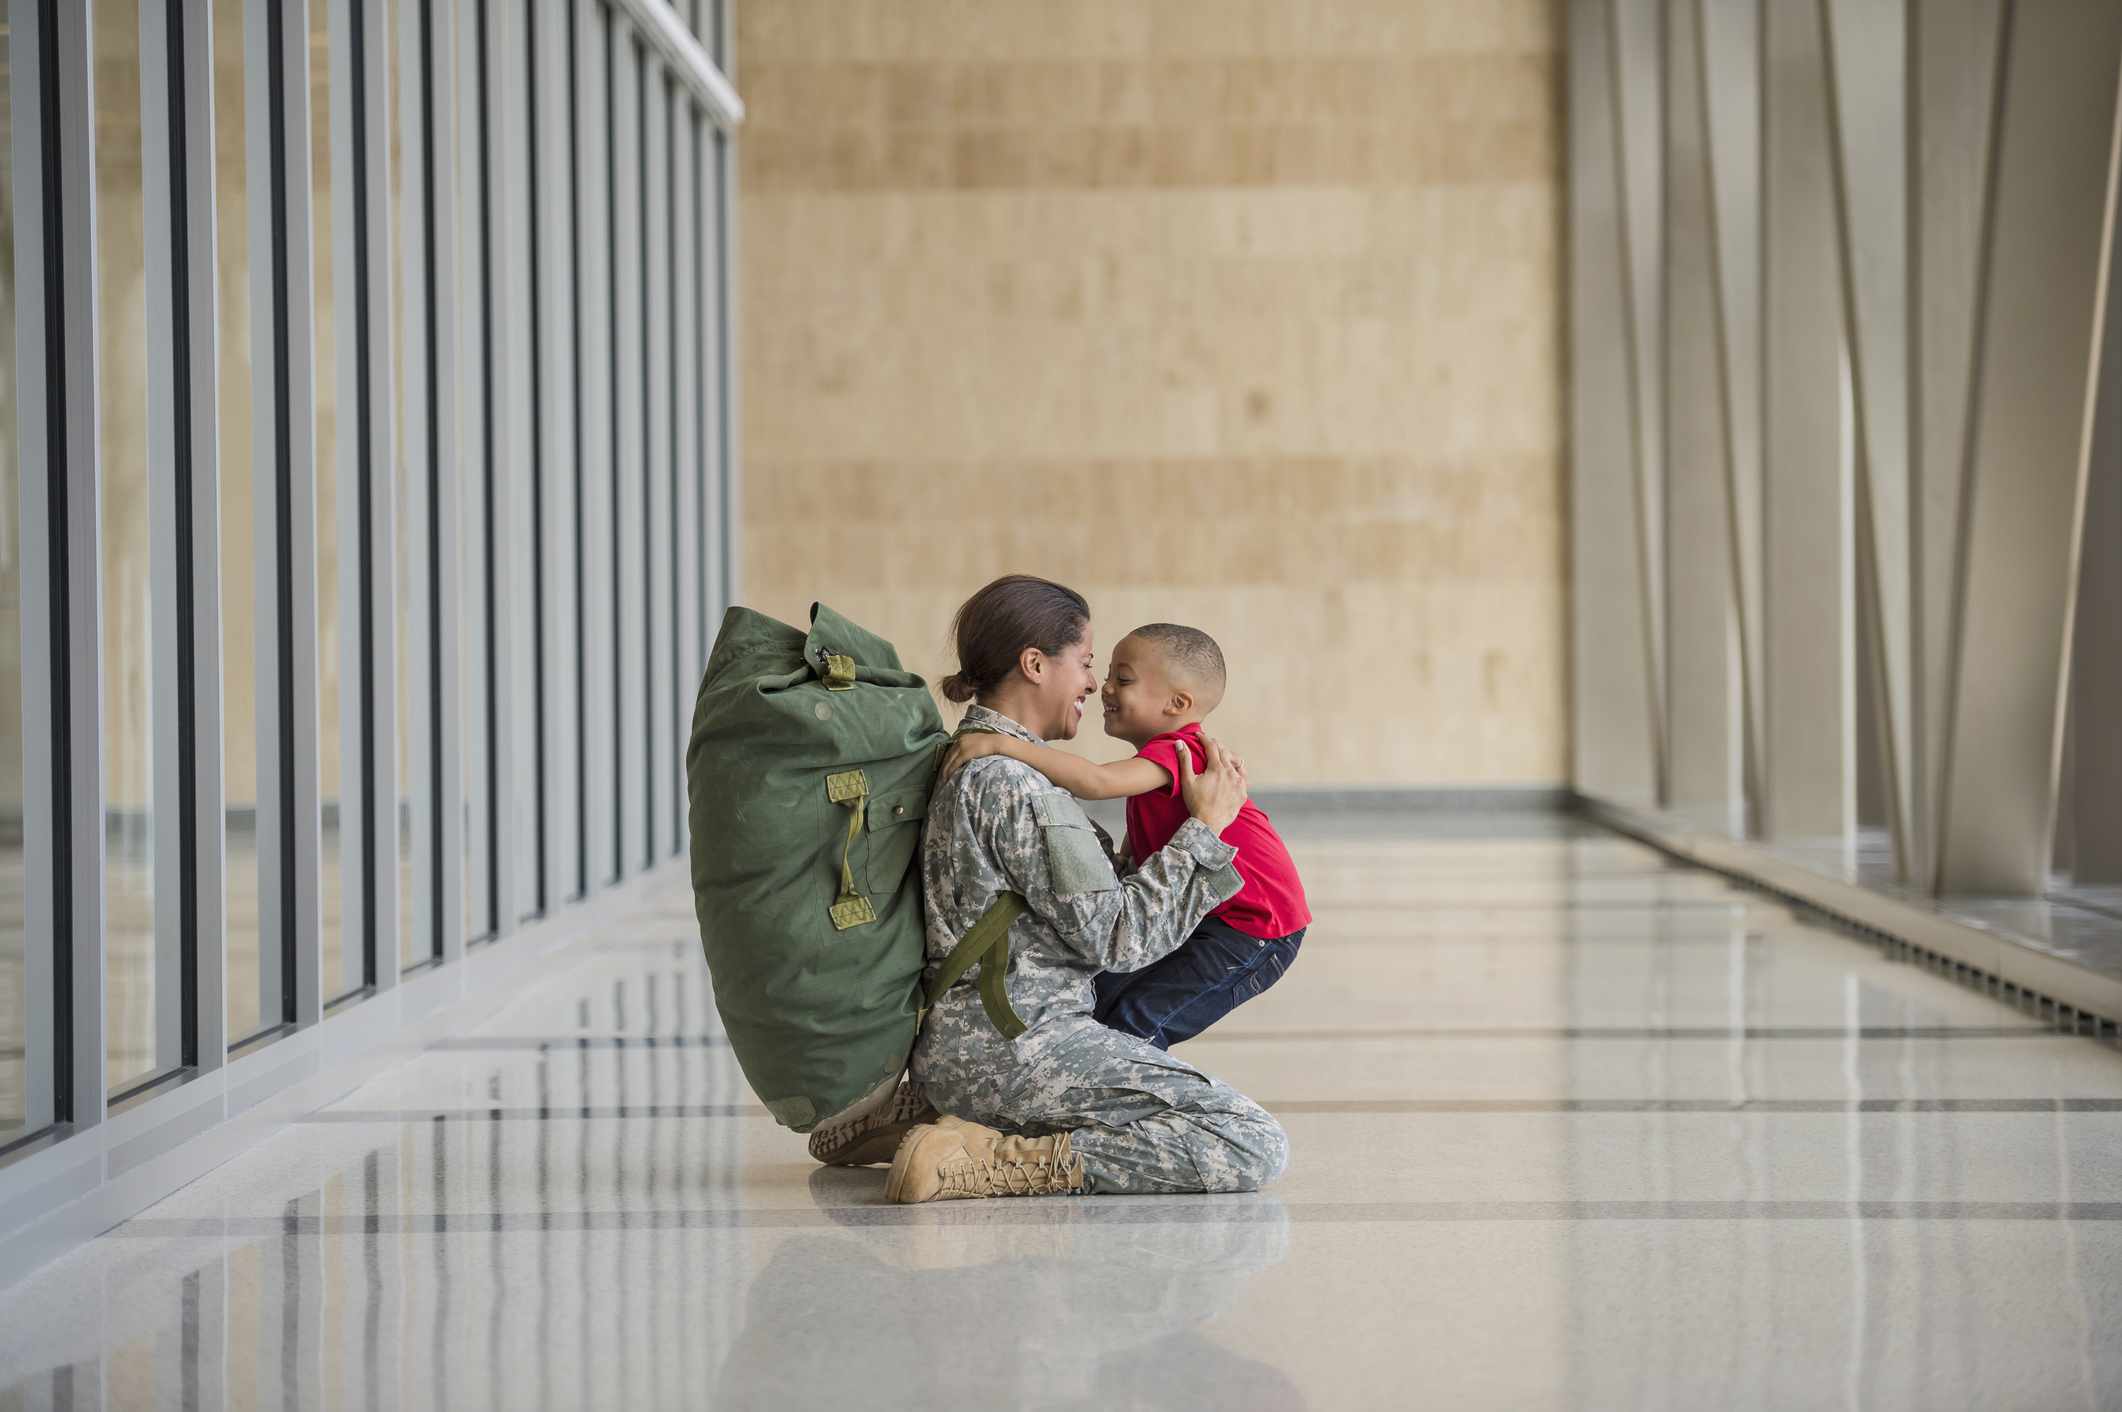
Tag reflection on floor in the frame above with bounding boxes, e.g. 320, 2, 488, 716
4, 809, 2122, 1409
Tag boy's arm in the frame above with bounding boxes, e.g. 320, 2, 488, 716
993, 738, 1171, 800
946, 733, 1171, 800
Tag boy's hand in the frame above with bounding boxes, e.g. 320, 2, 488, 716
937, 731, 1006, 784
1178, 734, 1248, 835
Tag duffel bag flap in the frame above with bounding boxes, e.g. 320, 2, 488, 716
686, 603, 946, 1131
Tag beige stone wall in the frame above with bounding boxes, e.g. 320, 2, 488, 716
736, 0, 1567, 787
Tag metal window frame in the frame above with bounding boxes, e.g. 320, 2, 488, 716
670, 94, 699, 858
580, 0, 619, 891
0, 0, 746, 1137
168, 0, 229, 1071
613, 29, 648, 878
356, 0, 400, 993
6, 0, 105, 1133
237, 0, 325, 1042
692, 107, 713, 666
428, 0, 467, 965
534, 0, 584, 907
394, 0, 450, 974
608, 0, 739, 125
0, 0, 745, 1286
644, 64, 673, 865
480, 0, 533, 931
126, 0, 199, 1091
712, 119, 738, 607
389, 0, 426, 974
322, 0, 383, 1004
716, 123, 740, 610
455, 0, 495, 943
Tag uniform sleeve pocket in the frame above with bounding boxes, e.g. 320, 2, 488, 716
1030, 792, 1118, 897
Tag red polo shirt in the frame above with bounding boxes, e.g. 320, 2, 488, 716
1127, 724, 1311, 940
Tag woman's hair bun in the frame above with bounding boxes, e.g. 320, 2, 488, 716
943, 575, 1090, 710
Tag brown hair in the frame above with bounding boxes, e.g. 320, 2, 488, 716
940, 575, 1091, 704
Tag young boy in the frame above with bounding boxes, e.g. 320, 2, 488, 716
940, 623, 1310, 1049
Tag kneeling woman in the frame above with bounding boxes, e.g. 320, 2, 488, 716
887, 574, 1289, 1202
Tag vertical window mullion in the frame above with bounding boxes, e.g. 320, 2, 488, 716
643, 66, 669, 867
357, 0, 398, 991
692, 110, 713, 668
27, 0, 107, 1124
670, 98, 697, 861
486, 0, 534, 929
254, 0, 325, 1032
139, 0, 201, 1079
535, 0, 582, 907
322, 0, 373, 1004
237, 0, 286, 1035
174, 0, 229, 1069
427, 0, 466, 964
524, 0, 549, 918
4, 0, 53, 1139
580, 0, 616, 892
714, 125, 737, 614
457, 0, 493, 943
612, 30, 644, 879
393, 0, 438, 975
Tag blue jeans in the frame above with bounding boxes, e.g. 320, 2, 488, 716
1093, 915, 1306, 1051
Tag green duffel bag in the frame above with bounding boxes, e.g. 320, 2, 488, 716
686, 602, 1025, 1133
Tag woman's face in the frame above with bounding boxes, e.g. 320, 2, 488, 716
1029, 630, 1100, 741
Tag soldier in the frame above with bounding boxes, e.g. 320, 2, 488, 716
883, 574, 1290, 1202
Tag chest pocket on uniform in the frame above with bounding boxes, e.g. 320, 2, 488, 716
1032, 792, 1118, 897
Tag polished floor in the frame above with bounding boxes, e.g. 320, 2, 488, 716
5, 809, 2122, 1409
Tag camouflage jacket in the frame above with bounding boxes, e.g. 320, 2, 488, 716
914, 705, 1245, 1073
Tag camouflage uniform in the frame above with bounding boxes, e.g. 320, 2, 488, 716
910, 705, 1289, 1194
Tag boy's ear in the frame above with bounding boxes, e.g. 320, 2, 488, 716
1164, 688, 1194, 717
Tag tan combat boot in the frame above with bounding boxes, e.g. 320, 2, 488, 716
883, 1116, 1088, 1202
808, 1080, 939, 1167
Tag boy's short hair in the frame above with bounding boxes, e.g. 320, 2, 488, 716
1129, 623, 1227, 708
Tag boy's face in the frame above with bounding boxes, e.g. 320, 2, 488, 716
1100, 635, 1178, 748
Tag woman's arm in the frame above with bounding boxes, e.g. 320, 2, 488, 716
942, 733, 1170, 801
967, 735, 1251, 974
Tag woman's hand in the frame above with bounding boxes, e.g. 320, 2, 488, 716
937, 731, 1006, 785
1178, 734, 1248, 835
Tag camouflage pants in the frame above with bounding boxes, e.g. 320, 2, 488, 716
918, 1015, 1288, 1195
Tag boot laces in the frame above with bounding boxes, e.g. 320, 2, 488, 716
941, 1134, 1076, 1196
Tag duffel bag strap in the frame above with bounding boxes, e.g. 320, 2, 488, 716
918, 891, 1029, 1040
818, 652, 858, 691
826, 770, 876, 930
